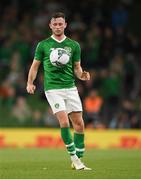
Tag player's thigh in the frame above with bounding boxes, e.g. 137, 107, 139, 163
45, 91, 66, 114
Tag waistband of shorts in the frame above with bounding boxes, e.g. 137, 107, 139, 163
45, 86, 77, 93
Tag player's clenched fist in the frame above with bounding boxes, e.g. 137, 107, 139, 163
26, 84, 36, 94
80, 71, 90, 81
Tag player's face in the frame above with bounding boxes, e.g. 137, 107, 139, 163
49, 17, 67, 36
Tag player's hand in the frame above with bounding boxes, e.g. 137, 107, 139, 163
26, 83, 36, 94
80, 71, 90, 81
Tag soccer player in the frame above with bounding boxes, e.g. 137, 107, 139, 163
26, 12, 91, 170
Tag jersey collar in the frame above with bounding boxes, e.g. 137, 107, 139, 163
51, 35, 66, 43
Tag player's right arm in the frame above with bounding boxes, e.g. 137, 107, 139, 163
26, 60, 41, 94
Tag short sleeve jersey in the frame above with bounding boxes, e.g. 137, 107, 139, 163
34, 36, 81, 91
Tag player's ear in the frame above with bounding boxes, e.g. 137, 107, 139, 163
65, 22, 67, 28
49, 23, 52, 29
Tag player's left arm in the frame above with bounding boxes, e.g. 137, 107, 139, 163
74, 61, 90, 81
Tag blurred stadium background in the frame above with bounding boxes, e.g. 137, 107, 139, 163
0, 0, 141, 149
1, 0, 141, 178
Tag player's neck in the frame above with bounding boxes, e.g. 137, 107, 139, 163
52, 34, 66, 41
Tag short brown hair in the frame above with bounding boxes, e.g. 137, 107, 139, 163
50, 12, 65, 21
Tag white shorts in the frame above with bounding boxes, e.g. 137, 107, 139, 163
45, 87, 83, 114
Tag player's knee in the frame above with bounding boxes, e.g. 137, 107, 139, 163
75, 120, 84, 132
60, 121, 70, 128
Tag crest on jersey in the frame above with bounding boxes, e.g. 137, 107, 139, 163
64, 46, 72, 56
55, 103, 59, 108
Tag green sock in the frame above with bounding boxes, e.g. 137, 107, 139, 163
74, 132, 85, 158
61, 127, 76, 155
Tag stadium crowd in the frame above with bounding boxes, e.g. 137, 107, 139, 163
0, 0, 141, 128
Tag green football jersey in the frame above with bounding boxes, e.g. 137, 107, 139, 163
34, 36, 81, 91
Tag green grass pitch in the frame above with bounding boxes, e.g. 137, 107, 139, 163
0, 148, 141, 179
